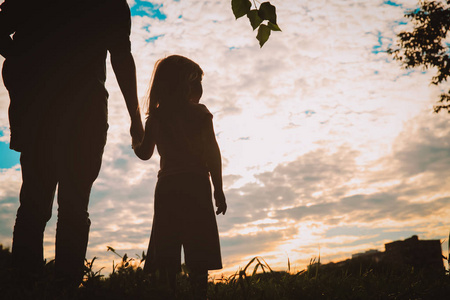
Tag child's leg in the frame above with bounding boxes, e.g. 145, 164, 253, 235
149, 175, 184, 294
160, 267, 177, 293
189, 266, 208, 300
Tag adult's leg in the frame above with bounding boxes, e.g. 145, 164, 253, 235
12, 143, 58, 278
54, 121, 106, 286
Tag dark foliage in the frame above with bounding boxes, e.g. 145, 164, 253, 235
388, 0, 450, 113
0, 245, 449, 299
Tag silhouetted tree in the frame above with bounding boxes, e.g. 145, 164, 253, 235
388, 0, 450, 113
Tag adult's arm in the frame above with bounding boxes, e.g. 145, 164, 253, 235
108, 0, 143, 147
110, 51, 144, 147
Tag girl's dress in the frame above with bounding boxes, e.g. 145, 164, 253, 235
144, 103, 222, 273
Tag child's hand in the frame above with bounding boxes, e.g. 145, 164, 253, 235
132, 142, 141, 156
214, 190, 227, 215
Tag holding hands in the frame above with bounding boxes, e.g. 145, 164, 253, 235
130, 117, 144, 149
130, 107, 144, 150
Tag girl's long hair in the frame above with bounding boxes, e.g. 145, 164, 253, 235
145, 55, 203, 116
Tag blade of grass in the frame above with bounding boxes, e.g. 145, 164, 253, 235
288, 257, 291, 273
243, 257, 257, 273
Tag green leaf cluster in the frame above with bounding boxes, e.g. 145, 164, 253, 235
232, 0, 281, 47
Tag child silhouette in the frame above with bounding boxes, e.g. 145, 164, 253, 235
134, 55, 227, 298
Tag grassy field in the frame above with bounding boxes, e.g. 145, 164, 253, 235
1, 245, 449, 299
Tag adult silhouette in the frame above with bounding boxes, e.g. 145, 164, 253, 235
0, 0, 143, 286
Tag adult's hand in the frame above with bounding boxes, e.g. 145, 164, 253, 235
130, 118, 144, 149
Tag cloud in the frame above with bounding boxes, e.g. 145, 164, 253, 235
214, 109, 450, 270
0, 166, 21, 243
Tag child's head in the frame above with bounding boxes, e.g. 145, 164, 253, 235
147, 55, 203, 114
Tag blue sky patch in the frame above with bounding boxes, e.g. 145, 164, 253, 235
383, 0, 402, 7
0, 141, 20, 169
130, 1, 167, 20
146, 34, 165, 43
401, 70, 415, 77
142, 24, 151, 32
372, 31, 382, 53
394, 20, 408, 26
371, 31, 388, 54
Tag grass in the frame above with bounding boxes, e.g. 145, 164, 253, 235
0, 244, 449, 299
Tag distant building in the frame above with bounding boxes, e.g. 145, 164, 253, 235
350, 248, 384, 265
324, 235, 444, 274
383, 235, 444, 272
352, 249, 382, 259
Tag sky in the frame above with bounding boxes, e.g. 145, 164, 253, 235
0, 0, 449, 277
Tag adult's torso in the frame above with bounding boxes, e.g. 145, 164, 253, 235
1, 0, 131, 148
3, 0, 130, 97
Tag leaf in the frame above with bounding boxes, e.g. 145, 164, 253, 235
258, 2, 277, 24
256, 24, 271, 47
232, 0, 252, 20
247, 10, 263, 30
267, 21, 281, 31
